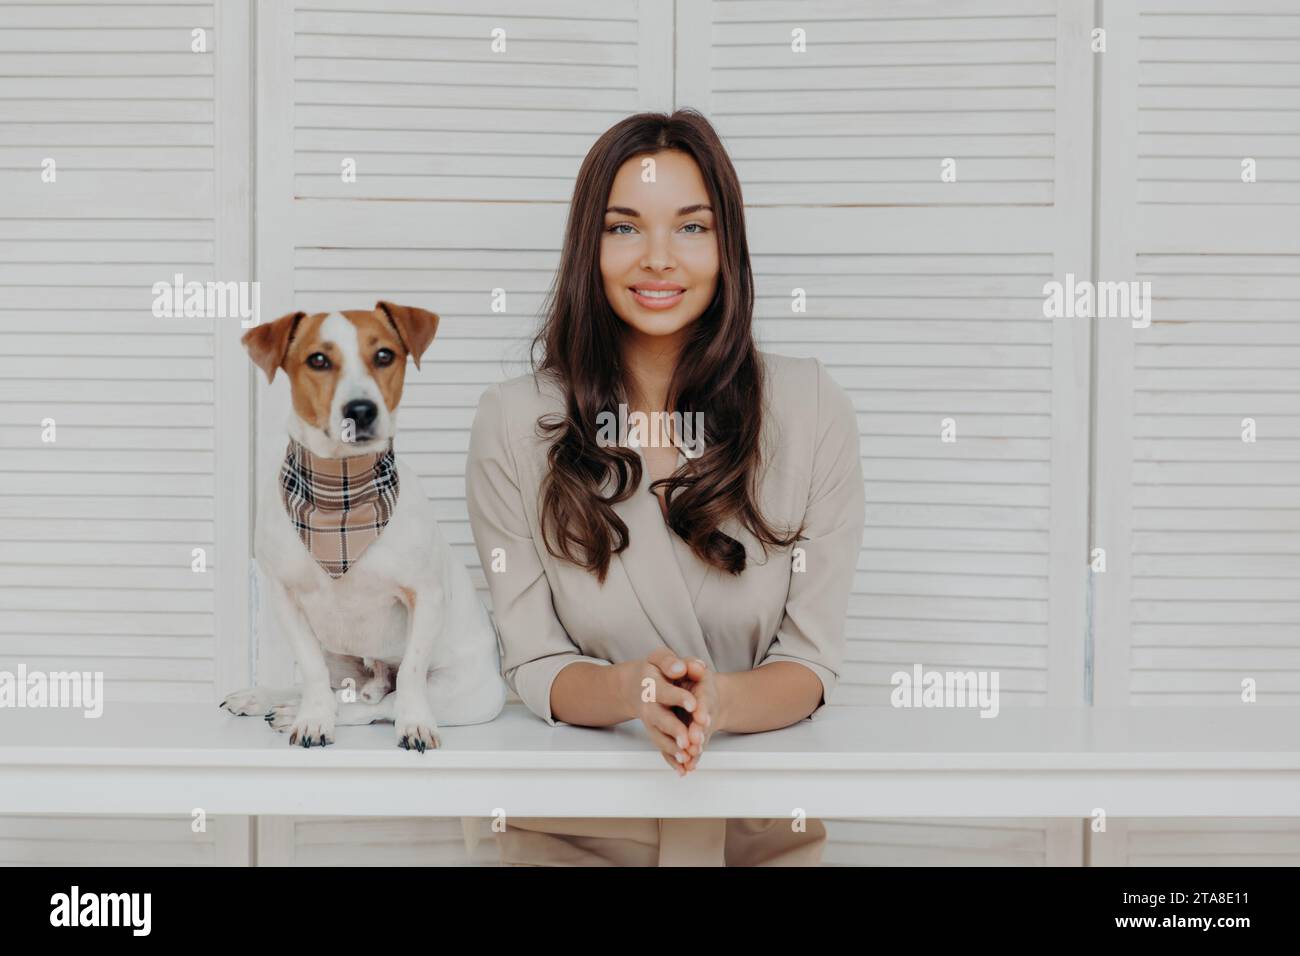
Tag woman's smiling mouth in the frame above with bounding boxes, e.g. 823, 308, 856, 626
630, 283, 686, 310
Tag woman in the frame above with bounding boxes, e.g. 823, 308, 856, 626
465, 110, 864, 866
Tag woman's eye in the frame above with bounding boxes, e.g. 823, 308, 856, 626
680, 222, 706, 234
607, 222, 636, 235
307, 353, 330, 370
374, 348, 395, 367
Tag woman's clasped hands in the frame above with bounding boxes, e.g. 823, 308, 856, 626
620, 648, 726, 777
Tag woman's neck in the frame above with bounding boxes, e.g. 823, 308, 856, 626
620, 327, 687, 412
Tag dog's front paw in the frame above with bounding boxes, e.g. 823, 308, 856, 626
395, 705, 440, 752
268, 701, 335, 748
220, 687, 285, 716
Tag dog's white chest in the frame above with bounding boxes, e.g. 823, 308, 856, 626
296, 567, 410, 662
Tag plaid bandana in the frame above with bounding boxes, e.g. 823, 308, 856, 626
279, 438, 400, 578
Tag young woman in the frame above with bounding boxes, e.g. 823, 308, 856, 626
465, 110, 864, 866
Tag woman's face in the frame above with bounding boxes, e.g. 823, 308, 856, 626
600, 149, 720, 342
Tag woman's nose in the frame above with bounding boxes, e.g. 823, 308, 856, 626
641, 231, 675, 271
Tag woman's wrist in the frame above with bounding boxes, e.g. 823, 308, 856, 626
609, 660, 639, 722
712, 671, 734, 734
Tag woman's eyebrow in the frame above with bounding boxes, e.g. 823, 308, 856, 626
603, 204, 713, 216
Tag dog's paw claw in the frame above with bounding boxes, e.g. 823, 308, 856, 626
267, 702, 296, 731
271, 702, 334, 747
396, 721, 440, 752
288, 724, 334, 748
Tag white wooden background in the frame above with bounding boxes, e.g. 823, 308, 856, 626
0, 0, 1296, 866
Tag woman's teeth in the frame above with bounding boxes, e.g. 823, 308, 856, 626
635, 289, 681, 297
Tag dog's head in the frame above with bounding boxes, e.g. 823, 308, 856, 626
242, 301, 439, 454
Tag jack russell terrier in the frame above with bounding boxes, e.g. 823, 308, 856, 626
220, 301, 506, 749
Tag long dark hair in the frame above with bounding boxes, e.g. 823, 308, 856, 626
532, 109, 799, 582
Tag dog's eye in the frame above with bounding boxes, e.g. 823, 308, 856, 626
307, 353, 331, 370
374, 348, 395, 367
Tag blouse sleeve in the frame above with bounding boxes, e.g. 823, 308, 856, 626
465, 382, 613, 726
757, 359, 865, 717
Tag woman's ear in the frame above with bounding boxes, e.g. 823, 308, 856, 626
241, 310, 305, 383
376, 301, 440, 369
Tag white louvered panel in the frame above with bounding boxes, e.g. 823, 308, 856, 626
0, 3, 226, 704
1137, 1, 1300, 206
1128, 256, 1300, 704
273, 817, 498, 866
1096, 0, 1300, 711
673, 0, 1097, 718
1092, 819, 1300, 867
690, 0, 1058, 205
0, 815, 245, 866
292, 0, 662, 202
824, 818, 1076, 866
750, 251, 1057, 705
0, 0, 215, 220
0, 0, 252, 865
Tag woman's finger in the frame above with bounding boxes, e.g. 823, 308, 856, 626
684, 679, 712, 731
653, 677, 697, 714
682, 745, 705, 772
646, 703, 691, 751
661, 751, 685, 776
639, 664, 698, 723
688, 721, 707, 750
646, 648, 688, 681
645, 723, 687, 764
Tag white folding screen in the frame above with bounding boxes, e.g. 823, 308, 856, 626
0, 0, 251, 864
2, 0, 1294, 867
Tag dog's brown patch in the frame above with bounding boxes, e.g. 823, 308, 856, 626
283, 313, 337, 430
343, 309, 410, 413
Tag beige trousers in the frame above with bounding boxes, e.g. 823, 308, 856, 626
497, 817, 827, 867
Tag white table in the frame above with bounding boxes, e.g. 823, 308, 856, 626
3, 703, 1299, 818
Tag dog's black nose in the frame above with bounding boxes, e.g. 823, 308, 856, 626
343, 399, 378, 431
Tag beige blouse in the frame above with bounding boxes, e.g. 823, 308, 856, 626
465, 351, 865, 865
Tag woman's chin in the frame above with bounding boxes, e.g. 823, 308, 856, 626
628, 318, 694, 341
619, 302, 699, 337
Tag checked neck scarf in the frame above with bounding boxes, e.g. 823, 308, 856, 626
279, 438, 399, 578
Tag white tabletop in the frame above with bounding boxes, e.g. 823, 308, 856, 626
2, 703, 1298, 818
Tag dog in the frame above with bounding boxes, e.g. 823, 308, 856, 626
220, 301, 506, 749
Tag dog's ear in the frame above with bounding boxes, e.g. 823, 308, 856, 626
242, 310, 305, 383
376, 301, 439, 370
